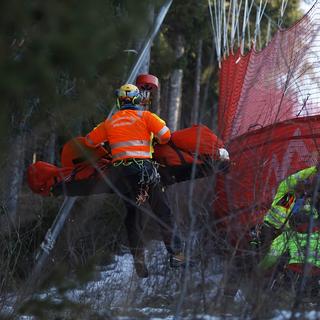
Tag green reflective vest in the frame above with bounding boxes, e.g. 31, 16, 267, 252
264, 166, 317, 229
259, 230, 320, 270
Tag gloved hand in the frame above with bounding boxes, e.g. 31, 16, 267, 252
218, 148, 230, 161
152, 138, 159, 147
249, 225, 262, 250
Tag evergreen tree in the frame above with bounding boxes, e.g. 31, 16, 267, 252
0, 0, 152, 219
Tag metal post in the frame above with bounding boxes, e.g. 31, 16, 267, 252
126, 0, 173, 84
31, 197, 77, 278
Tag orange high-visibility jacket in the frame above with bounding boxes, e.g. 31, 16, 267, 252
86, 109, 170, 162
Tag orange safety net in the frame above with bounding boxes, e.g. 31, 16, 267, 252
215, 1, 320, 243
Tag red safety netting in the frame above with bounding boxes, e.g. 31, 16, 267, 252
215, 1, 320, 244
218, 50, 251, 141
219, 2, 320, 142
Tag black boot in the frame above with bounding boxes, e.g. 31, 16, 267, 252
134, 260, 149, 278
133, 250, 149, 278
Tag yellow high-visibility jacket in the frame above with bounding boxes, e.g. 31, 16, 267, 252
264, 166, 317, 229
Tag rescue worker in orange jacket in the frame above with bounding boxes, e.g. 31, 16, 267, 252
85, 83, 184, 277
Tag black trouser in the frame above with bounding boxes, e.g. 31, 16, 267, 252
54, 159, 182, 257
106, 160, 181, 259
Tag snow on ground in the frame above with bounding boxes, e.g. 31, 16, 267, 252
273, 310, 320, 320
64, 241, 223, 315
4, 241, 320, 319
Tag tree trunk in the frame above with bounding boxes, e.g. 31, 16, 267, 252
46, 130, 56, 164
167, 35, 184, 131
5, 100, 36, 223
160, 78, 169, 120
201, 49, 216, 130
151, 82, 161, 115
41, 113, 57, 164
5, 131, 26, 222
191, 39, 203, 125
167, 70, 183, 131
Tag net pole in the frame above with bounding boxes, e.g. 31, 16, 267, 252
31, 197, 78, 279
126, 0, 173, 83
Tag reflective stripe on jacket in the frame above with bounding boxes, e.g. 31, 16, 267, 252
259, 230, 320, 270
85, 108, 170, 162
264, 166, 317, 229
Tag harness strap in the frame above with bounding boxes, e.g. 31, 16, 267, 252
168, 140, 187, 165
113, 159, 146, 167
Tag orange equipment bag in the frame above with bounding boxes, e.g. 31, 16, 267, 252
27, 137, 111, 196
154, 125, 224, 166
27, 161, 71, 196
60, 137, 109, 167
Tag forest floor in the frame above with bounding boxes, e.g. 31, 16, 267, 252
2, 241, 320, 320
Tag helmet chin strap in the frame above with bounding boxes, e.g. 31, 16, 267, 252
120, 105, 144, 111
116, 98, 121, 109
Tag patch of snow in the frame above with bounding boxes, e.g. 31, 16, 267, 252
4, 240, 253, 319
273, 310, 320, 320
234, 289, 248, 304
140, 306, 171, 315
194, 316, 230, 320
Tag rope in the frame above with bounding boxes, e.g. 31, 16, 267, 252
252, 1, 279, 28
241, 0, 249, 54
230, 0, 243, 53
208, 0, 221, 64
247, 13, 251, 48
253, 0, 262, 50
223, 0, 227, 55
215, 0, 222, 62
266, 17, 272, 44
136, 160, 160, 205
246, 0, 255, 48
236, 1, 242, 48
224, 0, 233, 56
209, 0, 287, 57
278, 0, 289, 27
230, 0, 237, 52
253, 0, 268, 50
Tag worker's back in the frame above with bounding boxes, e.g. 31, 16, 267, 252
86, 107, 170, 162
